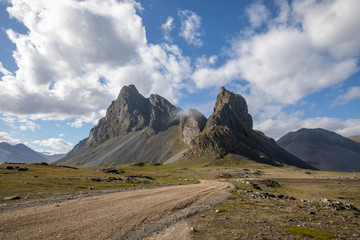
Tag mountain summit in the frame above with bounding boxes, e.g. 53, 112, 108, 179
60, 85, 313, 169
277, 128, 360, 172
186, 87, 314, 169
87, 85, 183, 147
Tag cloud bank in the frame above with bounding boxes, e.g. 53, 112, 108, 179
0, 0, 192, 124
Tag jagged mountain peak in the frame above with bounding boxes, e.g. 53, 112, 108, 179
206, 87, 252, 136
63, 85, 313, 170
86, 85, 184, 147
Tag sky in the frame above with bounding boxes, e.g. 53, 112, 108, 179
0, 0, 359, 154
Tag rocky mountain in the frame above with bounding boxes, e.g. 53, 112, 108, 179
58, 85, 200, 167
60, 85, 313, 169
349, 135, 360, 143
277, 128, 360, 172
185, 87, 314, 169
86, 85, 184, 147
0, 142, 49, 164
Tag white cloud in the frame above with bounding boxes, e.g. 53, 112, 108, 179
254, 113, 360, 140
178, 9, 203, 47
1, 115, 39, 132
0, 62, 12, 76
59, 133, 64, 137
331, 86, 360, 107
294, 0, 360, 59
0, 0, 192, 123
33, 138, 73, 150
246, 2, 270, 28
0, 131, 21, 144
161, 16, 174, 42
192, 0, 359, 107
67, 118, 83, 128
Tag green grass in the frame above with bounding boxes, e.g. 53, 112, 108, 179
286, 227, 334, 239
0, 162, 198, 203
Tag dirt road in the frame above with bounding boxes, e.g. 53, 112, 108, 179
0, 180, 231, 240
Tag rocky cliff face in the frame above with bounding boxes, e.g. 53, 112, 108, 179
187, 87, 255, 159
185, 87, 314, 169
86, 85, 183, 147
181, 109, 207, 144
205, 87, 252, 135
64, 85, 313, 169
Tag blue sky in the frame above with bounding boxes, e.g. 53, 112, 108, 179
0, 0, 359, 154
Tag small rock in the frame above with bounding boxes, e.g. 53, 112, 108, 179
34, 176, 38, 178
4, 196, 21, 200
89, 187, 93, 190
101, 167, 120, 174
310, 211, 316, 215
24, 182, 30, 184
17, 167, 29, 171
215, 209, 220, 213
91, 177, 102, 182
190, 227, 197, 232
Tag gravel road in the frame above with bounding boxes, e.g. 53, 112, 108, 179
0, 180, 232, 240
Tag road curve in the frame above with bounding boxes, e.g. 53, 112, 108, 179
0, 180, 232, 240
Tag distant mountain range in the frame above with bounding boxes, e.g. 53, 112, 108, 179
277, 128, 360, 172
58, 85, 314, 170
0, 142, 65, 164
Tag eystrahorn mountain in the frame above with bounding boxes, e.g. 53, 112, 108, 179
58, 85, 314, 169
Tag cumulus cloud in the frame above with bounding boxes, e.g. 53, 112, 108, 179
294, 0, 360, 59
331, 86, 360, 107
33, 138, 73, 150
246, 2, 270, 28
0, 0, 192, 123
191, 0, 360, 138
161, 16, 175, 42
178, 9, 203, 47
0, 62, 12, 76
254, 114, 360, 140
1, 115, 39, 132
0, 131, 21, 144
193, 0, 359, 105
67, 118, 83, 128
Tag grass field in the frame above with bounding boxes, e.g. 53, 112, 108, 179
0, 162, 198, 203
1, 158, 359, 239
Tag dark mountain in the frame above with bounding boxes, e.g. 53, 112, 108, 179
349, 135, 360, 143
60, 85, 313, 169
185, 87, 315, 169
58, 85, 199, 167
0, 142, 49, 163
277, 128, 360, 172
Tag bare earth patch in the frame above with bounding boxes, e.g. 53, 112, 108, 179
0, 180, 232, 240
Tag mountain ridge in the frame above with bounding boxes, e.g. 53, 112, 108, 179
60, 85, 314, 169
0, 142, 49, 163
277, 128, 360, 172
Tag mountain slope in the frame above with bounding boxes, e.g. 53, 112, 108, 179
277, 128, 360, 172
0, 142, 49, 163
185, 87, 315, 169
58, 85, 196, 166
61, 85, 313, 169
